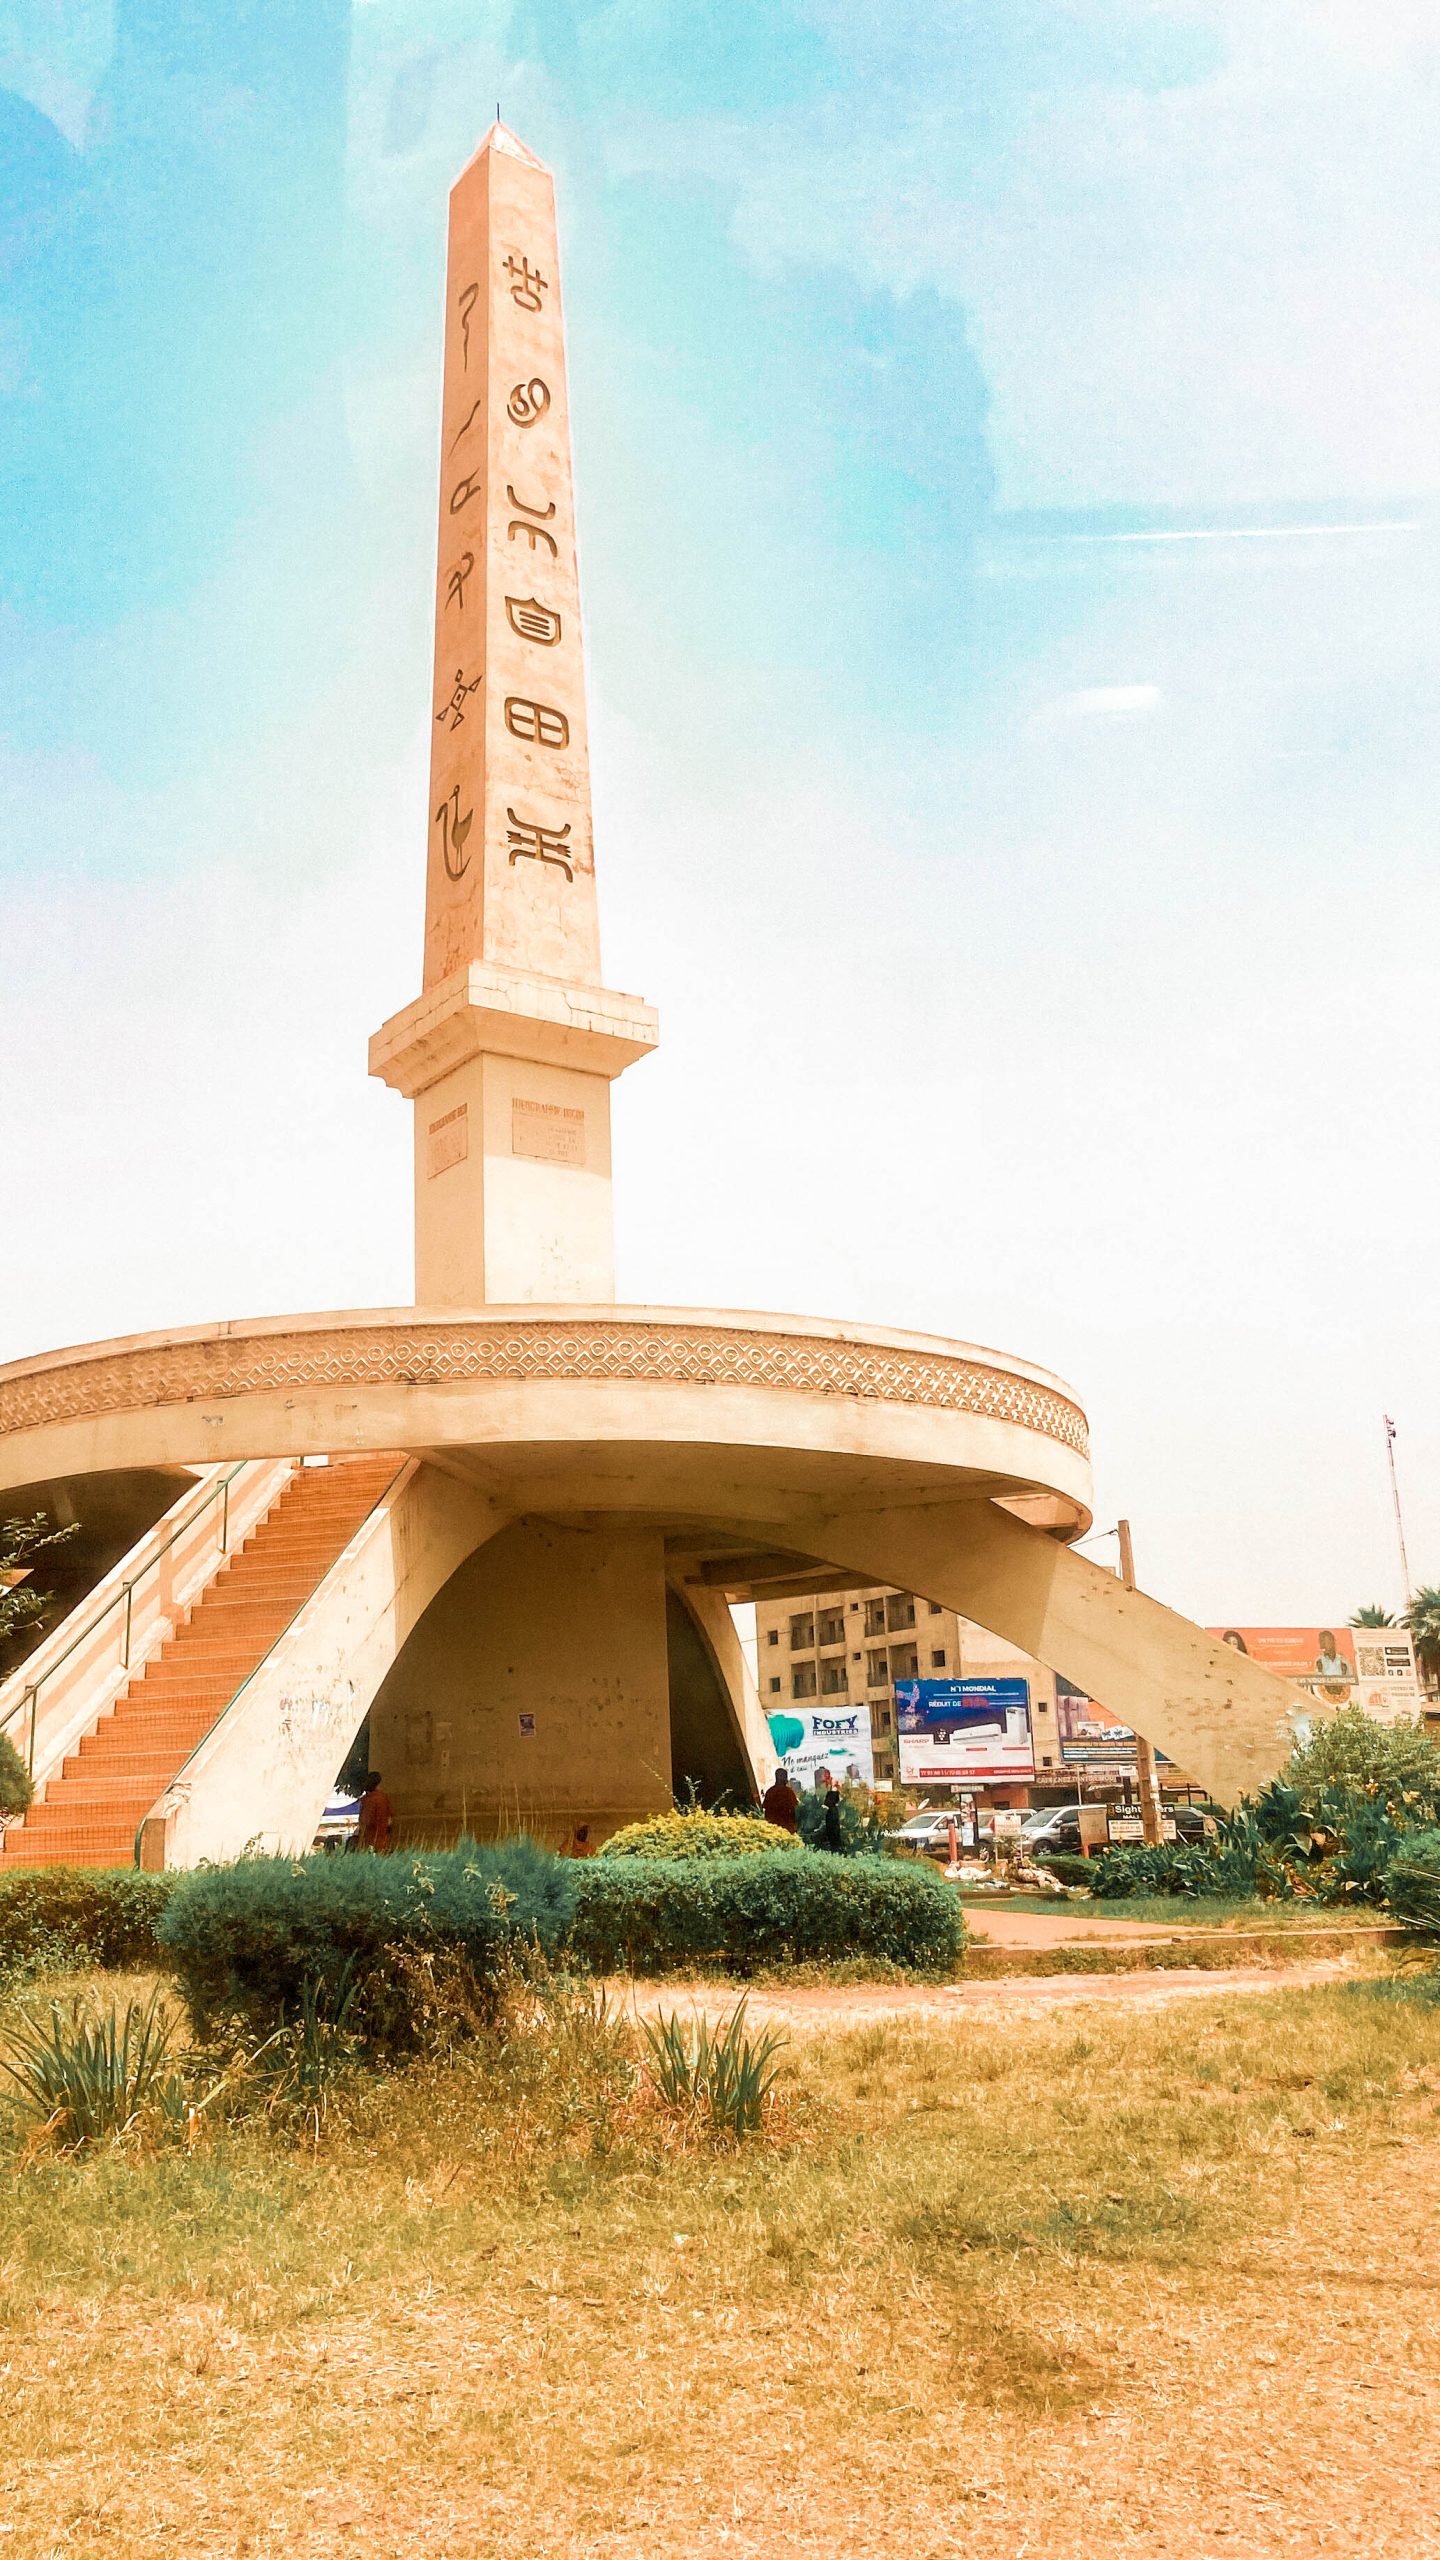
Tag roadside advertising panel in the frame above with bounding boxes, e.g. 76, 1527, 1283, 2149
1055, 1678, 1173, 1772
1207, 1627, 1359, 1704
895, 1677, 1035, 1784
766, 1705, 874, 1791
1349, 1630, 1424, 1724
1206, 1625, 1427, 1731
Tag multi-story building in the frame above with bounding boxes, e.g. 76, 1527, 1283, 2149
752, 1582, 1070, 1795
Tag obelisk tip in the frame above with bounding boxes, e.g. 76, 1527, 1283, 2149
460, 118, 549, 179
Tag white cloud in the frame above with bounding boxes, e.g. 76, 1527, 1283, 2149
1043, 682, 1162, 719
645, 10, 1440, 512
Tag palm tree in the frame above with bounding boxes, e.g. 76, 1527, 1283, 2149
1351, 1605, 1396, 1627
1406, 1588, 1440, 1692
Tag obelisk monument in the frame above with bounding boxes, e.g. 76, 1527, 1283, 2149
370, 123, 658, 1306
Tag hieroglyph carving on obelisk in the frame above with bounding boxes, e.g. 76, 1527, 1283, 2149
370, 125, 657, 1310
425, 125, 600, 991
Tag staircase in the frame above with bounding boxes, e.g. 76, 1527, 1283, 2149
1, 1456, 402, 1870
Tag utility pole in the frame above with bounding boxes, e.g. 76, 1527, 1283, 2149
1384, 1416, 1413, 1616
1117, 1518, 1165, 1847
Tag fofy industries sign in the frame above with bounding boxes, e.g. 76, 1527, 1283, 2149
895, 1678, 1035, 1784
767, 1706, 874, 1791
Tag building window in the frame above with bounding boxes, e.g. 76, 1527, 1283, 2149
789, 1614, 815, 1651
768, 1677, 781, 1695
927, 1600, 942, 1615
890, 1644, 918, 1680
1040, 1752, 1053, 1767
863, 1598, 887, 1638
792, 1663, 816, 1700
930, 1650, 947, 1670
851, 1650, 862, 1662
866, 1651, 889, 1689
820, 1661, 848, 1697
817, 1608, 845, 1648
766, 1629, 779, 1647
885, 1594, 916, 1634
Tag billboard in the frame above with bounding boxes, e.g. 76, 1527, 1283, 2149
1207, 1626, 1428, 1728
1208, 1627, 1358, 1706
1349, 1631, 1424, 1724
895, 1678, 1035, 1784
766, 1705, 874, 1792
1054, 1677, 1173, 1772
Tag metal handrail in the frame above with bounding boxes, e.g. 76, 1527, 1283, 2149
0, 1461, 254, 1777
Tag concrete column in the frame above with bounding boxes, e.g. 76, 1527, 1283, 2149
369, 1515, 674, 1842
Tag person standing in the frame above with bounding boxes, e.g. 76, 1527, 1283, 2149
822, 1781, 844, 1853
762, 1765, 800, 1834
355, 1770, 393, 1853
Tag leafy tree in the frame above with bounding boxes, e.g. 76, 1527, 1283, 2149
0, 1730, 32, 1818
0, 1513, 78, 1655
1351, 1604, 1396, 1627
1283, 1704, 1440, 1821
1405, 1587, 1440, 1687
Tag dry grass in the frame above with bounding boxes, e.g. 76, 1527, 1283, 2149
1, 1966, 1439, 2556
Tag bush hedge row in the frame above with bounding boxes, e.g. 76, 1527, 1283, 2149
570, 1852, 963, 1977
0, 1866, 176, 1981
1, 1841, 965, 2029
157, 1841, 574, 2051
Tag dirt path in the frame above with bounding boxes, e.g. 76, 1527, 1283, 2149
607, 1956, 1361, 2029
960, 1905, 1398, 1950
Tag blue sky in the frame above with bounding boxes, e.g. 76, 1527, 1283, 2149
2, 0, 1437, 1619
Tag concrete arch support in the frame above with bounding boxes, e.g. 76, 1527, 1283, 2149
801, 1498, 1301, 1807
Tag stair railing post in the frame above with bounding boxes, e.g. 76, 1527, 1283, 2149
122, 1580, 133, 1672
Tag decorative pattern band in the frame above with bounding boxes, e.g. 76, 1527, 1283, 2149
0, 1321, 1089, 1459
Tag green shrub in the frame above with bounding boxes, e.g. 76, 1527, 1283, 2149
159, 1841, 575, 2054
1284, 1708, 1440, 1822
0, 1733, 32, 1819
570, 1853, 963, 1977
1381, 1829, 1440, 1935
643, 1997, 787, 2135
1090, 1831, 1263, 1900
599, 1809, 802, 1861
0, 1987, 183, 2150
795, 1779, 891, 1856
1033, 1853, 1096, 1889
0, 1867, 175, 1983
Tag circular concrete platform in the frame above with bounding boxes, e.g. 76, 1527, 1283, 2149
0, 1306, 1091, 1544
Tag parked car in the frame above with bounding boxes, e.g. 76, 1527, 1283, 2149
312, 1794, 359, 1852
1026, 1803, 1217, 1855
1019, 1808, 1084, 1855
885, 1809, 980, 1858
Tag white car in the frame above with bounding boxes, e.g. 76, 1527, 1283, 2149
886, 1810, 973, 1857
312, 1794, 360, 1852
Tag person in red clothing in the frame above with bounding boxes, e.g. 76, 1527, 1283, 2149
761, 1765, 799, 1834
355, 1770, 393, 1853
